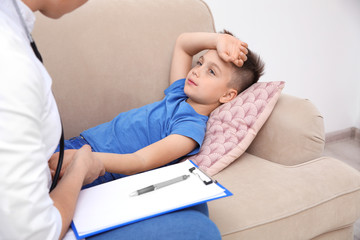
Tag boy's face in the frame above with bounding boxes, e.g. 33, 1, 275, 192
184, 50, 235, 106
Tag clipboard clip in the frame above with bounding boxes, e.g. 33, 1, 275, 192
189, 167, 217, 185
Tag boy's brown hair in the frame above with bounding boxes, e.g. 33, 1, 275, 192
222, 30, 265, 94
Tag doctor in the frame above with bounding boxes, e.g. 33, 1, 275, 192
0, 0, 222, 239
0, 0, 105, 239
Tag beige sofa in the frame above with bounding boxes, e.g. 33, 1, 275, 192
33, 0, 360, 239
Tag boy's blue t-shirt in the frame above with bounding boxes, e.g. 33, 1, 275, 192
81, 78, 208, 158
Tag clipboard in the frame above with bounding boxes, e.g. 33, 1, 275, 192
71, 160, 232, 239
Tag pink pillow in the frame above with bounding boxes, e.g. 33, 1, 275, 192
187, 81, 285, 176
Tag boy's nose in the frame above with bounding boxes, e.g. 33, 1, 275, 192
192, 68, 200, 77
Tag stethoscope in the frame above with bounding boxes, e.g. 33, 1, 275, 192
11, 0, 64, 192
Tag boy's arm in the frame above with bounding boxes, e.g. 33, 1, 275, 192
48, 135, 196, 177
169, 32, 248, 85
93, 134, 197, 175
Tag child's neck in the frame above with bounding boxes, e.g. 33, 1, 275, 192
186, 98, 220, 116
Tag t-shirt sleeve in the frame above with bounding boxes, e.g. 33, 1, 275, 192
171, 119, 206, 156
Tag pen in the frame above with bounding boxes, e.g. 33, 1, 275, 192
130, 174, 190, 197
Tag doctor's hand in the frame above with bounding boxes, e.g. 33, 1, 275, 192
69, 145, 105, 186
216, 32, 248, 67
49, 149, 77, 180
49, 146, 105, 185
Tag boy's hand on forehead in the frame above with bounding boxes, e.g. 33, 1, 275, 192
216, 33, 248, 67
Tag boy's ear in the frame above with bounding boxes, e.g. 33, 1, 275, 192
219, 88, 238, 104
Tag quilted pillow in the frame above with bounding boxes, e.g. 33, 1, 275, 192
187, 81, 285, 176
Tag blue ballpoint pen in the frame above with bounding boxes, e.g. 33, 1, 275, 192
129, 174, 190, 197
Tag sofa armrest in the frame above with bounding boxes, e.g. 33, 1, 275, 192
209, 152, 360, 239
246, 94, 325, 166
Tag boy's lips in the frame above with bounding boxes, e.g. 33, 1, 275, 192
187, 78, 198, 86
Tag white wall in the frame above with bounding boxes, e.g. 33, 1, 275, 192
203, 0, 360, 133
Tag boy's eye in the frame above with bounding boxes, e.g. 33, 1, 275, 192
197, 61, 202, 66
209, 69, 215, 75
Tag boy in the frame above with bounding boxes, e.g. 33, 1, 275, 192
49, 31, 264, 186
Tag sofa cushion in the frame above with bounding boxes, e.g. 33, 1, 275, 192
187, 81, 285, 176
